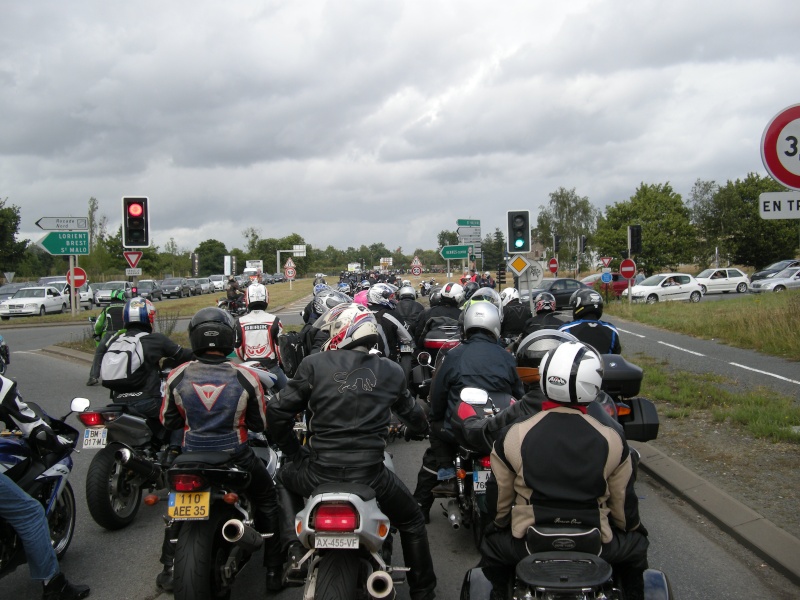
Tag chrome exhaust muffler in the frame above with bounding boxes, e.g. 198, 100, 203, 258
222, 519, 264, 553
366, 570, 395, 600
446, 499, 461, 529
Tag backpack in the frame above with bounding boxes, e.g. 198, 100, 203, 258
100, 331, 150, 392
278, 331, 306, 378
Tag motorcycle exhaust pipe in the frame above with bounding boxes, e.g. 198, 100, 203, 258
115, 448, 162, 480
366, 570, 395, 600
222, 519, 264, 554
446, 499, 461, 529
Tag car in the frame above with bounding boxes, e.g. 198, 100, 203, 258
208, 274, 226, 291
261, 273, 275, 285
750, 259, 800, 282
195, 277, 213, 294
39, 279, 95, 310
582, 272, 630, 298
136, 279, 163, 301
694, 268, 750, 294
161, 277, 193, 298
185, 278, 204, 296
749, 267, 800, 293
93, 281, 134, 306
0, 286, 68, 319
0, 282, 32, 301
519, 278, 592, 309
621, 273, 704, 304
273, 272, 286, 283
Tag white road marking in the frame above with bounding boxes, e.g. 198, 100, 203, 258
657, 341, 705, 357
729, 363, 800, 386
618, 328, 646, 338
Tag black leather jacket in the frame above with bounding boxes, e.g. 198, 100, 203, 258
268, 348, 428, 467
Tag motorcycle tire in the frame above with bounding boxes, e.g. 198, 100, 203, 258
85, 446, 142, 530
50, 481, 76, 559
173, 513, 234, 600
315, 551, 360, 600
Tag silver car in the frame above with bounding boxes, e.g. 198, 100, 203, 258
749, 267, 800, 293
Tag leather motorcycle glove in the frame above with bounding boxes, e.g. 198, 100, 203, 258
290, 445, 310, 467
401, 424, 429, 442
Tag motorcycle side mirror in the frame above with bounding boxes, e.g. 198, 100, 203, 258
417, 351, 431, 366
460, 387, 489, 405
70, 398, 91, 413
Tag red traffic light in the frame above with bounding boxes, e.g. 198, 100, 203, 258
128, 202, 144, 218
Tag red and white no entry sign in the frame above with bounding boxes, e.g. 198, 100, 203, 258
620, 258, 636, 279
761, 104, 800, 190
411, 265, 422, 276
66, 267, 87, 287
548, 257, 559, 274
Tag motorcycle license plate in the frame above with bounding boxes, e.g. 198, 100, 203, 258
473, 469, 491, 495
314, 535, 359, 549
82, 427, 108, 449
400, 344, 413, 353
168, 492, 211, 520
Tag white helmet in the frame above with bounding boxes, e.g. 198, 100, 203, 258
440, 282, 464, 305
314, 303, 379, 351
461, 301, 502, 340
245, 283, 268, 309
499, 287, 519, 307
539, 341, 603, 404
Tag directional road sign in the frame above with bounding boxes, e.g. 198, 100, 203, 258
620, 258, 637, 279
66, 267, 87, 287
36, 217, 89, 231
440, 244, 472, 260
123, 251, 143, 269
761, 104, 800, 190
548, 257, 559, 274
457, 226, 480, 238
36, 231, 89, 255
457, 219, 480, 227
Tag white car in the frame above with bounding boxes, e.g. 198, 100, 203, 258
0, 286, 68, 319
694, 268, 749, 295
749, 267, 800, 293
621, 273, 704, 304
42, 279, 95, 310
208, 274, 226, 291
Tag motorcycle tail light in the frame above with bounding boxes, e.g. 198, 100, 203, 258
223, 492, 239, 504
478, 456, 492, 469
456, 468, 467, 479
314, 503, 359, 532
377, 522, 389, 538
171, 474, 206, 492
77, 412, 105, 427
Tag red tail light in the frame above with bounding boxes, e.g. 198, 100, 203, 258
77, 412, 105, 427
132, 287, 138, 295
314, 503, 359, 532
478, 456, 492, 469
170, 474, 206, 492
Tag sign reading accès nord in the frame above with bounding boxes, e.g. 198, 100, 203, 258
36, 217, 89, 231
36, 231, 89, 255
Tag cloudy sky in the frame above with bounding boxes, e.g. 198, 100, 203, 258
2, 0, 799, 257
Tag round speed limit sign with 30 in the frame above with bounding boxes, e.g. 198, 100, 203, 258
761, 104, 800, 190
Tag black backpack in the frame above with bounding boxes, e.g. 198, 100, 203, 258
278, 331, 307, 378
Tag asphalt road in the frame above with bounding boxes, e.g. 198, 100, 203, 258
2, 324, 799, 598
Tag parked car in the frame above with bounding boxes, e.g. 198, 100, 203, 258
582, 272, 630, 298
185, 278, 204, 296
694, 268, 749, 294
749, 267, 800, 293
621, 273, 703, 304
136, 279, 163, 301
261, 273, 275, 285
0, 286, 67, 319
519, 278, 591, 309
93, 281, 134, 306
195, 277, 213, 294
272, 272, 285, 283
39, 279, 95, 310
208, 274, 226, 291
750, 259, 800, 282
161, 277, 192, 298
0, 282, 32, 301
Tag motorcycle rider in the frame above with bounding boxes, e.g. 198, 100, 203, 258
479, 341, 649, 599
0, 376, 90, 600
0, 333, 10, 367
235, 282, 287, 390
99, 297, 194, 461
268, 304, 436, 600
412, 301, 523, 519
86, 289, 127, 386
367, 282, 403, 360
521, 291, 564, 336
159, 307, 284, 593
299, 289, 353, 355
395, 284, 425, 333
226, 276, 243, 308
499, 287, 531, 340
413, 282, 463, 348
559, 289, 621, 354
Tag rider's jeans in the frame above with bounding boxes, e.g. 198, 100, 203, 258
0, 472, 59, 580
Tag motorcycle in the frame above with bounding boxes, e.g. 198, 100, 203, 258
146, 432, 280, 600
285, 452, 403, 600
1, 397, 89, 579
217, 296, 247, 317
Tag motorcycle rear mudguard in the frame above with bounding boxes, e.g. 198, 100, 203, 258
644, 568, 673, 600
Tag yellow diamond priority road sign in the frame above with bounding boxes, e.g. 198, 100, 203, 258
507, 255, 531, 276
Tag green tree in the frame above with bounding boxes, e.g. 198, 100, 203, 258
437, 230, 458, 248
479, 228, 506, 273
533, 188, 599, 263
594, 183, 695, 273
0, 199, 29, 271
194, 239, 228, 276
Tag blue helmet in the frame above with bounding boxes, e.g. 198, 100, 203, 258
123, 297, 156, 331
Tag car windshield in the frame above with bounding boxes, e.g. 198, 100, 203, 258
0, 283, 27, 294
639, 275, 666, 287
163, 279, 182, 285
95, 282, 126, 290
14, 288, 46, 298
766, 260, 793, 271
696, 269, 714, 278
138, 281, 154, 289
774, 268, 800, 279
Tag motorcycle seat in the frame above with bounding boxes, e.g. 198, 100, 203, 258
172, 451, 233, 466
311, 482, 376, 501
516, 551, 612, 590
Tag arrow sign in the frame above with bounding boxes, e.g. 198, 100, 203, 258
36, 216, 89, 231
37, 231, 89, 255
123, 251, 143, 269
440, 244, 472, 260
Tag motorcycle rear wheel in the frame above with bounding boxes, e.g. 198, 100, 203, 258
85, 446, 142, 530
315, 551, 360, 600
50, 481, 76, 558
173, 514, 234, 600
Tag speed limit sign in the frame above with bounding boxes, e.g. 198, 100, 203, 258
411, 266, 422, 276
284, 267, 296, 280
761, 104, 800, 190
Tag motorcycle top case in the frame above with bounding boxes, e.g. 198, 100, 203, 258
600, 354, 643, 398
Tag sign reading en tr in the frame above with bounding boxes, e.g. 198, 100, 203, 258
759, 192, 800, 220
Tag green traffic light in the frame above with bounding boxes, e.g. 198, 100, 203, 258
515, 239, 524, 248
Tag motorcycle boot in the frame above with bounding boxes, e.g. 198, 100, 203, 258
155, 565, 174, 592
399, 529, 437, 600
42, 573, 90, 600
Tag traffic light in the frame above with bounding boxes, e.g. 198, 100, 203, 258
497, 262, 507, 285
506, 210, 531, 253
579, 235, 587, 253
553, 234, 561, 253
122, 197, 150, 248
629, 224, 642, 254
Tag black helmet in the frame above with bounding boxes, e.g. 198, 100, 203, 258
534, 292, 557, 315
570, 288, 604, 319
429, 285, 443, 307
462, 281, 480, 303
189, 307, 236, 355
